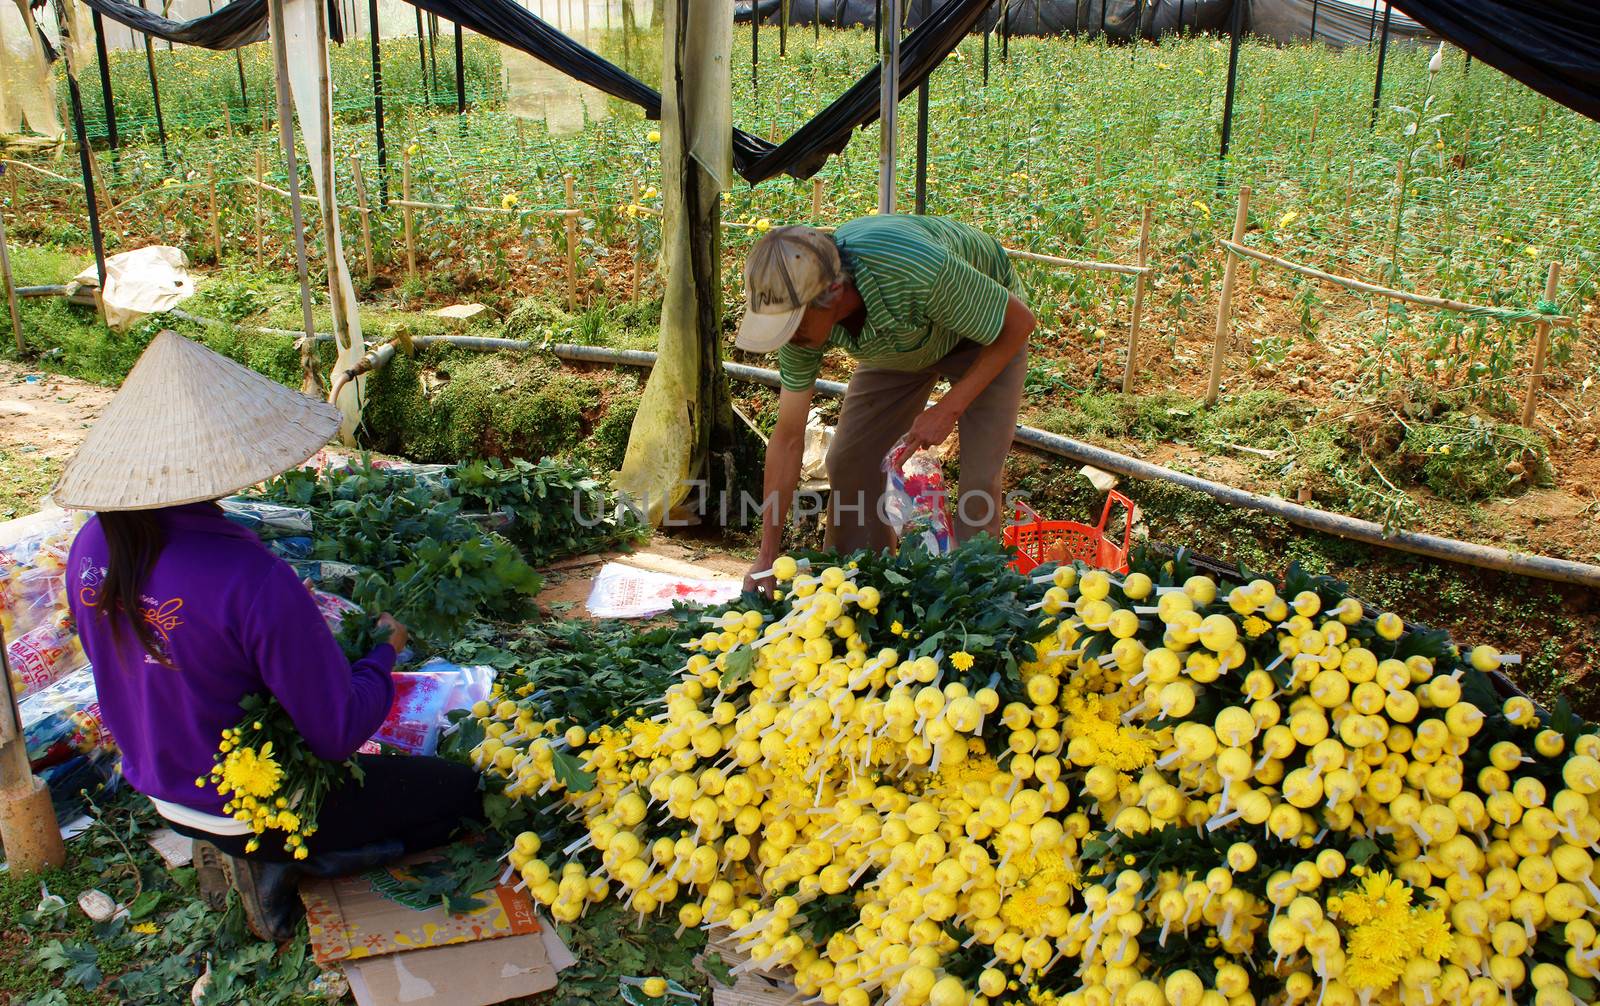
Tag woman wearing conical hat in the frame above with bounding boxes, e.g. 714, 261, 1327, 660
55, 331, 483, 940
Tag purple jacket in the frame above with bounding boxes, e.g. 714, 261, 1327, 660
66, 502, 395, 815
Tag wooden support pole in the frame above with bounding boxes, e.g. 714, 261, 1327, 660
1521, 262, 1562, 427
812, 177, 824, 220
630, 179, 641, 305
88, 150, 115, 232
6, 168, 16, 209
224, 102, 233, 137
207, 165, 223, 263
564, 174, 578, 310
1308, 106, 1319, 146
254, 151, 265, 270
351, 154, 376, 282
1122, 204, 1153, 395
1207, 185, 1250, 406
0, 208, 22, 355
403, 148, 417, 280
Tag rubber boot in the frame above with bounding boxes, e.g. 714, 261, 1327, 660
192, 840, 232, 912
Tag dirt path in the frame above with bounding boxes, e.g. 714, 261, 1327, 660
0, 362, 113, 518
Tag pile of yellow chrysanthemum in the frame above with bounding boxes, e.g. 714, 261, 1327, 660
469, 549, 1599, 1006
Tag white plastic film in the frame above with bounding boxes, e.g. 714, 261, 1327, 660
279, 0, 366, 442
502, 0, 610, 135
0, 0, 65, 139
615, 0, 731, 523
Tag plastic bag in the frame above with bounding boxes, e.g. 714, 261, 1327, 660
1, 509, 89, 698
881, 437, 955, 555
219, 499, 314, 539
19, 667, 110, 763
363, 659, 495, 756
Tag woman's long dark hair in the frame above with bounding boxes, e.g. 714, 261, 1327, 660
96, 511, 169, 665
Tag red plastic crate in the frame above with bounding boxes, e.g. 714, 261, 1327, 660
1003, 492, 1135, 574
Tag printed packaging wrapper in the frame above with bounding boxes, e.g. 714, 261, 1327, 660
881, 437, 954, 556
361, 660, 495, 756
0, 508, 89, 699
19, 666, 111, 764
219, 499, 314, 539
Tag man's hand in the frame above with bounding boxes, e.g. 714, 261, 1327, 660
903, 401, 960, 453
377, 613, 409, 653
745, 561, 776, 597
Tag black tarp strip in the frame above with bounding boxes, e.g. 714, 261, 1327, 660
76, 0, 344, 50
1390, 0, 1600, 123
73, 0, 998, 181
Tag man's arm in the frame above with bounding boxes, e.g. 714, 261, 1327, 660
746, 386, 816, 592
904, 292, 1035, 451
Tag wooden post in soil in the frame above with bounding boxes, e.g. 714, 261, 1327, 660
1308, 106, 1319, 146
564, 174, 578, 311
812, 177, 824, 220
1122, 205, 1153, 395
351, 154, 376, 282
1520, 262, 1562, 428
0, 207, 22, 355
207, 165, 223, 263
1343, 161, 1355, 215
1207, 185, 1250, 407
630, 179, 641, 306
224, 103, 233, 137
402, 148, 417, 281
0, 626, 67, 875
88, 150, 115, 233
254, 151, 265, 269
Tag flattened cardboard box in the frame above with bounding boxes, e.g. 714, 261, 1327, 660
344, 929, 564, 1006
301, 854, 542, 965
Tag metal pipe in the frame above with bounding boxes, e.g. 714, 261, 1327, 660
54, 0, 107, 289
369, 0, 388, 206
454, 22, 466, 113
878, 0, 901, 215
1370, 1, 1392, 129
136, 0, 169, 163
1217, 0, 1244, 162
91, 11, 118, 151
914, 0, 930, 214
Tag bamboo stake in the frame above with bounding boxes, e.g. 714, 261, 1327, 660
0, 160, 81, 187
1520, 262, 1563, 427
385, 198, 577, 216
6, 166, 16, 207
1122, 205, 1153, 395
564, 174, 577, 311
1343, 161, 1355, 214
207, 165, 222, 263
1218, 240, 1571, 323
0, 209, 22, 356
811, 177, 824, 220
254, 151, 265, 270
88, 150, 115, 232
1004, 248, 1148, 277
1207, 186, 1250, 407
403, 148, 417, 280
224, 102, 233, 137
1308, 106, 1318, 146
630, 179, 641, 306
351, 154, 376, 282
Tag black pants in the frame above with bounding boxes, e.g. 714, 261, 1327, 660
171, 754, 485, 864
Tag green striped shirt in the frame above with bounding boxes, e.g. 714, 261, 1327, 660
776, 215, 1020, 393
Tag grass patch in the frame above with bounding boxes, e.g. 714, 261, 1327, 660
1399, 413, 1552, 502
0, 446, 61, 520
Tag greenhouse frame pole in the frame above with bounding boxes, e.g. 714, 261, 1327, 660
454, 23, 466, 113
1308, 0, 1319, 41
369, 0, 387, 205
1217, 0, 1243, 162
416, 7, 428, 90
878, 0, 900, 214
874, 0, 880, 52
914, 0, 929, 213
752, 0, 759, 89
91, 11, 118, 151
53, 0, 107, 289
136, 0, 169, 162
1370, 1, 1392, 129
1002, 0, 1010, 59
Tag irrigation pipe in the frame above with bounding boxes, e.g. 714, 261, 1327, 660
545, 343, 1600, 589
16, 301, 1596, 588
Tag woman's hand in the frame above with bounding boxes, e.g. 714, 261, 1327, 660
377, 613, 409, 653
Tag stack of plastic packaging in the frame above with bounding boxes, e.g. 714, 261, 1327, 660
2, 508, 90, 700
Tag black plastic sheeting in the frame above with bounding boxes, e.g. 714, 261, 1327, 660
1391, 0, 1600, 123
737, 0, 1232, 39
75, 0, 345, 49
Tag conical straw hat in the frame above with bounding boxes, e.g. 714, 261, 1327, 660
53, 330, 342, 511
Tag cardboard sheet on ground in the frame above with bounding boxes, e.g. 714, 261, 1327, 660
70, 247, 197, 332
300, 853, 543, 965
584, 561, 743, 618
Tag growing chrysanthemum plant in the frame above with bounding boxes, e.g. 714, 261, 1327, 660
204, 693, 363, 858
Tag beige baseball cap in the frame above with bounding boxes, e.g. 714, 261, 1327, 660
735, 226, 842, 353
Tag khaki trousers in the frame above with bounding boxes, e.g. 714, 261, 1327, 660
823, 341, 1027, 554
